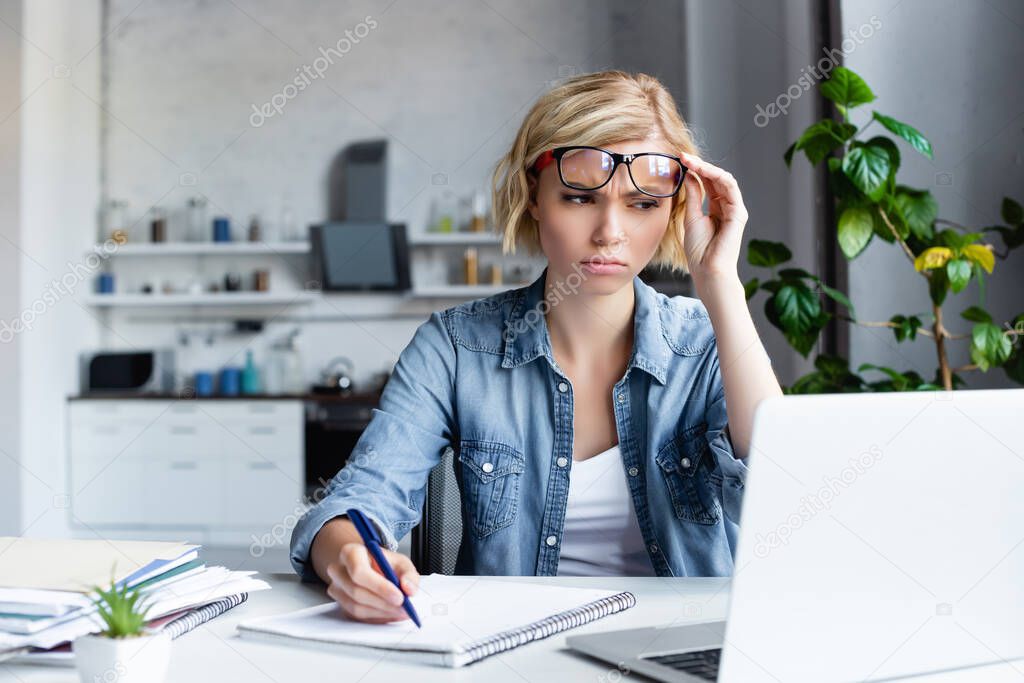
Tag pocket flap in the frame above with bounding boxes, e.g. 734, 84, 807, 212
458, 440, 525, 483
655, 422, 709, 479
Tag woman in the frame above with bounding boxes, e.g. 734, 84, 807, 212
290, 70, 782, 624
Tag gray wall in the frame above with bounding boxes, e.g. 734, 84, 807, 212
843, 0, 1024, 389
0, 0, 23, 534
682, 0, 822, 384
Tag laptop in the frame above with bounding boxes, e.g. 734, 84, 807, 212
567, 389, 1024, 681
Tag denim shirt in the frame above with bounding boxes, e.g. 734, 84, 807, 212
290, 266, 749, 579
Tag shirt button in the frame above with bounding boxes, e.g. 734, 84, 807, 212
628, 466, 639, 477
546, 535, 558, 547
680, 457, 691, 469
649, 543, 659, 554
616, 393, 625, 403
556, 456, 568, 468
557, 382, 568, 393
481, 462, 494, 473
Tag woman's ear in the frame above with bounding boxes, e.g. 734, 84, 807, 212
526, 172, 540, 222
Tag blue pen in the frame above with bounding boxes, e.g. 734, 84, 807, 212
346, 508, 422, 628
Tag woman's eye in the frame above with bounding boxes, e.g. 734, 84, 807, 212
632, 200, 660, 210
562, 193, 592, 205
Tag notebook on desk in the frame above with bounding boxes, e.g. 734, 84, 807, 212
237, 574, 636, 668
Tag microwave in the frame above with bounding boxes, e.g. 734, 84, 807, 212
80, 350, 175, 394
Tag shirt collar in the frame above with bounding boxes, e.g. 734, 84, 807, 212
500, 265, 670, 385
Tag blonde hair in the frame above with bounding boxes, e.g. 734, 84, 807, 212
491, 70, 701, 273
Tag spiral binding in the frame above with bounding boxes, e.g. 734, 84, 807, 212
460, 591, 637, 663
161, 593, 249, 639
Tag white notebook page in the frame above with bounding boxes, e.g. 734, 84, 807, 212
239, 574, 630, 653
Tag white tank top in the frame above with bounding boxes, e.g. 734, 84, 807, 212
556, 443, 658, 576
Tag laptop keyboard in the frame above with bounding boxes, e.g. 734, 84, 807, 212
645, 647, 722, 680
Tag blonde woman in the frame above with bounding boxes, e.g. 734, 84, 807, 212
292, 70, 782, 624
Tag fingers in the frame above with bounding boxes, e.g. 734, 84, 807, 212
324, 544, 417, 624
386, 550, 421, 597
680, 152, 749, 223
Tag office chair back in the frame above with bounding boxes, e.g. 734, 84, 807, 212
410, 445, 463, 575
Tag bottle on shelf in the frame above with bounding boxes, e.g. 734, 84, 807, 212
187, 196, 208, 242
470, 190, 487, 232
430, 190, 456, 233
464, 247, 479, 285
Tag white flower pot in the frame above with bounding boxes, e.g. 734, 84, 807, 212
73, 632, 171, 683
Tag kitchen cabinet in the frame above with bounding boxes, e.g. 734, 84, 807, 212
68, 399, 303, 546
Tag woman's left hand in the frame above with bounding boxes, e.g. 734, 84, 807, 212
678, 152, 748, 289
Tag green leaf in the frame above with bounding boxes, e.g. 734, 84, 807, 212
889, 314, 922, 342
1002, 197, 1023, 225
817, 281, 857, 320
743, 277, 760, 301
747, 239, 792, 268
985, 225, 1024, 250
893, 186, 937, 240
971, 322, 1012, 371
838, 206, 874, 259
820, 67, 876, 110
783, 142, 797, 167
842, 142, 891, 198
1004, 345, 1024, 385
791, 120, 858, 165
871, 111, 934, 158
946, 258, 972, 293
865, 136, 901, 192
960, 305, 992, 323
928, 267, 949, 306
773, 282, 823, 334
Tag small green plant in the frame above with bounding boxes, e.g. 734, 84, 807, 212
745, 66, 1024, 392
90, 577, 151, 638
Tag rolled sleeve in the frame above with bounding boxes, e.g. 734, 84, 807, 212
289, 311, 457, 581
704, 349, 748, 525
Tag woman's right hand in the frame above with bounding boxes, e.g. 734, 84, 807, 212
325, 542, 420, 624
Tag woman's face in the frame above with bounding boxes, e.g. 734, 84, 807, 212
528, 138, 676, 294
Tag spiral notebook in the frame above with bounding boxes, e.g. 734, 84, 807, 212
237, 575, 636, 668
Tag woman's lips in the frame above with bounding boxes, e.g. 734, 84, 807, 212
579, 260, 627, 275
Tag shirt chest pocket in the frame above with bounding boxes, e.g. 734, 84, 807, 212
655, 423, 722, 525
457, 440, 525, 539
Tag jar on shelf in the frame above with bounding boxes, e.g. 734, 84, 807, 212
100, 199, 129, 244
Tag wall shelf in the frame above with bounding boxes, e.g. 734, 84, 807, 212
93, 241, 310, 256
82, 292, 318, 307
409, 283, 515, 298
408, 232, 501, 246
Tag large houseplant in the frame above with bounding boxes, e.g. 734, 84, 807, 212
744, 66, 1024, 392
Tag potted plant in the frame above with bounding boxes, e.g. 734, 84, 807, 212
745, 66, 1024, 392
73, 578, 171, 683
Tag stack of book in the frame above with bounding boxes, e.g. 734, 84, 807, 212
0, 537, 269, 664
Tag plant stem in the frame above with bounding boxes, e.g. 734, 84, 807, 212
877, 207, 924, 271
952, 363, 979, 373
933, 303, 953, 390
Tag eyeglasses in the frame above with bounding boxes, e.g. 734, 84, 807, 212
531, 145, 686, 198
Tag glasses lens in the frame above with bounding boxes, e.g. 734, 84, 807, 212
559, 148, 615, 190
630, 154, 684, 196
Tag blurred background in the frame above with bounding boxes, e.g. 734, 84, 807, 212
0, 0, 1021, 571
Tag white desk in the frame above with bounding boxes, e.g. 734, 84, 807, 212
0, 574, 731, 682
5, 575, 1022, 682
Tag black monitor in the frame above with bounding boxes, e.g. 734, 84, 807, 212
311, 222, 410, 292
